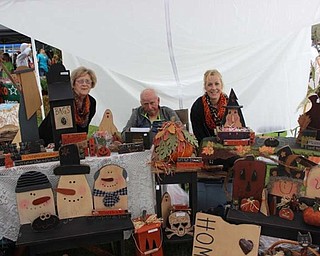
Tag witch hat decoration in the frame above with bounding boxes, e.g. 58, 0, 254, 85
222, 88, 246, 127
224, 88, 243, 109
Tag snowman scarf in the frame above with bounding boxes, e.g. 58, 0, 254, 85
93, 187, 127, 207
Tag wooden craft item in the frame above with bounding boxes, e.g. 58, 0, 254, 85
54, 144, 93, 219
47, 64, 76, 149
260, 188, 270, 216
232, 157, 266, 202
118, 142, 144, 154
89, 137, 96, 156
96, 146, 111, 157
161, 192, 171, 228
133, 214, 163, 256
15, 171, 57, 225
305, 165, 320, 199
61, 132, 89, 157
93, 164, 128, 211
31, 214, 60, 232
55, 174, 93, 219
176, 157, 203, 169
61, 132, 87, 145
240, 198, 260, 213
14, 66, 41, 120
268, 176, 302, 198
4, 153, 13, 168
98, 109, 119, 135
279, 207, 294, 221
20, 151, 59, 161
192, 212, 260, 256
305, 94, 320, 132
221, 88, 246, 128
14, 66, 41, 142
165, 210, 193, 239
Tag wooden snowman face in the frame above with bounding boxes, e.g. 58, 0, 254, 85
16, 187, 56, 225
93, 164, 128, 210
56, 174, 93, 219
306, 166, 320, 199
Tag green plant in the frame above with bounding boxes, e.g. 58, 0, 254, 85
40, 77, 48, 92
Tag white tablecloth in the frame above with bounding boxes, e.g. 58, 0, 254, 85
0, 150, 155, 241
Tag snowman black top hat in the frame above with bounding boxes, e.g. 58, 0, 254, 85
54, 144, 90, 175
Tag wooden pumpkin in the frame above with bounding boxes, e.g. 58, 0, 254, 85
153, 121, 198, 163
240, 198, 260, 213
279, 207, 294, 221
303, 202, 320, 227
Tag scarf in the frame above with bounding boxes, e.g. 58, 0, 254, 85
74, 94, 90, 128
202, 92, 228, 130
93, 187, 128, 207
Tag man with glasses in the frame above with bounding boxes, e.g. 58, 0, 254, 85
121, 88, 180, 143
39, 66, 97, 146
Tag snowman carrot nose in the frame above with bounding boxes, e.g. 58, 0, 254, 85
55, 188, 76, 195
33, 196, 51, 205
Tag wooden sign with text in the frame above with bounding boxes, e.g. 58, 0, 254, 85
192, 212, 260, 256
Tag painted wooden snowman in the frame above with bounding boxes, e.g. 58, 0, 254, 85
54, 144, 93, 219
16, 171, 59, 230
93, 164, 128, 211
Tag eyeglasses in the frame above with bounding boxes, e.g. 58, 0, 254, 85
76, 79, 92, 85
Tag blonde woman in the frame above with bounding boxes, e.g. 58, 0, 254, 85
190, 69, 228, 144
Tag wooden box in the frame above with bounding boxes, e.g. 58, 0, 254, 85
216, 127, 251, 141
134, 222, 163, 256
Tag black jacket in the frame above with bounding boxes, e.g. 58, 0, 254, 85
39, 94, 96, 146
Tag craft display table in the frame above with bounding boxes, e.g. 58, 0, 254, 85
226, 209, 320, 245
154, 170, 198, 224
16, 216, 134, 256
0, 150, 155, 242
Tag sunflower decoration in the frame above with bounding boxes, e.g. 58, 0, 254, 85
152, 120, 198, 164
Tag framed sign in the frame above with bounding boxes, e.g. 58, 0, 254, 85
53, 105, 73, 130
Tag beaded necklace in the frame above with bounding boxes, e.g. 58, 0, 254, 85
202, 92, 228, 130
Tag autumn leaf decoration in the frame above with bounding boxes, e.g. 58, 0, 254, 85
153, 121, 198, 162
201, 141, 215, 155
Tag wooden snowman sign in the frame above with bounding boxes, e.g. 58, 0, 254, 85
93, 164, 128, 211
15, 171, 59, 231
54, 144, 93, 219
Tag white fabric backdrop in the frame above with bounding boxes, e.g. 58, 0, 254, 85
1, 0, 320, 134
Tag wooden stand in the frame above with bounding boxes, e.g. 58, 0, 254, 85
226, 209, 320, 245
154, 170, 198, 226
16, 216, 134, 256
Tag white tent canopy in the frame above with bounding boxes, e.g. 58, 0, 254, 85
1, 0, 320, 135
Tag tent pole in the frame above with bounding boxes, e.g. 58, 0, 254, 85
30, 37, 45, 120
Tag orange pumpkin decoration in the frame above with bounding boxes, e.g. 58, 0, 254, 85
153, 121, 198, 163
303, 201, 320, 227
